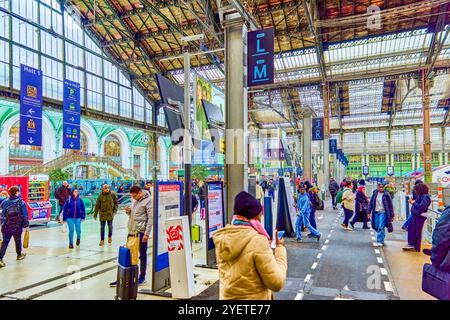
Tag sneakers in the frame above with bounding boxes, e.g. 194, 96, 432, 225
377, 243, 385, 247
345, 227, 353, 231
340, 223, 346, 229
17, 254, 26, 260
402, 245, 416, 251
295, 238, 303, 242
76, 239, 80, 246
350, 222, 355, 229
108, 237, 112, 245
0, 260, 5, 268
69, 244, 74, 249
138, 277, 146, 286
99, 240, 104, 246
109, 281, 117, 287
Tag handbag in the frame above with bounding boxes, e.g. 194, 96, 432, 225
422, 263, 450, 300
126, 213, 140, 266
23, 230, 29, 249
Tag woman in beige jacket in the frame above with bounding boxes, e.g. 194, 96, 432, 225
341, 180, 356, 231
213, 191, 287, 300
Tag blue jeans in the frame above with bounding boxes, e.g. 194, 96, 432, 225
268, 190, 275, 201
372, 211, 387, 244
342, 208, 354, 227
402, 214, 412, 230
296, 212, 320, 240
310, 207, 317, 230
66, 218, 81, 245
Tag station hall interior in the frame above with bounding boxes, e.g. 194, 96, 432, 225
0, 0, 449, 302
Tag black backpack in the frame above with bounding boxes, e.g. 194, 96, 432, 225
2, 200, 24, 233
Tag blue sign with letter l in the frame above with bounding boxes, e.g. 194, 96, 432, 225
19, 64, 43, 146
247, 28, 274, 87
329, 139, 337, 154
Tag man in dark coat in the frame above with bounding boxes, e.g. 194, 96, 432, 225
55, 181, 71, 221
368, 182, 394, 247
424, 205, 450, 272
328, 178, 339, 210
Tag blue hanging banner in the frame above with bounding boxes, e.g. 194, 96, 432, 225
247, 27, 274, 87
329, 139, 337, 154
19, 64, 43, 146
63, 79, 81, 149
312, 118, 324, 141
363, 165, 369, 176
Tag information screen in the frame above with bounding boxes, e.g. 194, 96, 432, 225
207, 182, 224, 239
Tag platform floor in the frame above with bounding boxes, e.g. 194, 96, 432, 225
0, 198, 435, 300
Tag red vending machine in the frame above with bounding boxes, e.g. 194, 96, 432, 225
0, 175, 52, 224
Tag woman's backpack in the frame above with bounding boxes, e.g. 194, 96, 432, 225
336, 190, 345, 204
2, 200, 24, 234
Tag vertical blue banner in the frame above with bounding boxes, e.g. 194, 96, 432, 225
363, 165, 369, 176
329, 139, 337, 153
63, 79, 81, 149
20, 64, 43, 146
247, 28, 274, 87
312, 118, 324, 141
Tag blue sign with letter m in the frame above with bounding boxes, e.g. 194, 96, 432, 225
247, 28, 274, 87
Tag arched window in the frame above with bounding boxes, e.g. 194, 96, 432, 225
104, 134, 121, 165
8, 121, 43, 172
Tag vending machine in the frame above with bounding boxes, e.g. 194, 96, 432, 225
0, 175, 52, 224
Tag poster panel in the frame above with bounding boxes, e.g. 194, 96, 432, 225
283, 177, 296, 228
155, 182, 183, 272
19, 64, 43, 146
206, 181, 225, 251
63, 79, 81, 149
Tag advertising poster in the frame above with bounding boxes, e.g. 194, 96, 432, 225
19, 64, 43, 146
155, 182, 183, 272
207, 182, 224, 239
63, 80, 81, 149
195, 76, 212, 140
283, 177, 296, 227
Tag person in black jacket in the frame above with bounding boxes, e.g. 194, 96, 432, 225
328, 178, 339, 210
368, 183, 394, 247
350, 185, 369, 229
423, 205, 450, 272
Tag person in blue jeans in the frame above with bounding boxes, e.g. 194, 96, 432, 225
62, 189, 86, 249
296, 183, 321, 242
368, 183, 394, 247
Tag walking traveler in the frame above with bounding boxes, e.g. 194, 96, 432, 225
0, 187, 29, 268
94, 184, 118, 246
213, 191, 287, 300
55, 181, 71, 222
368, 182, 394, 247
329, 178, 339, 210
341, 181, 355, 231
296, 183, 321, 242
403, 183, 431, 252
350, 185, 370, 229
61, 189, 86, 249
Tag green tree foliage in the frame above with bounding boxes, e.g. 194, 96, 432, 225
48, 168, 70, 182
192, 165, 208, 181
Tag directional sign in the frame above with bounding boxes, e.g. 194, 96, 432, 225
387, 166, 394, 176
363, 165, 369, 176
329, 139, 337, 154
312, 118, 324, 141
63, 79, 81, 150
19, 65, 43, 146
247, 28, 274, 87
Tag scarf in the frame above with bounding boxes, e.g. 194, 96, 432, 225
358, 186, 365, 195
232, 214, 271, 240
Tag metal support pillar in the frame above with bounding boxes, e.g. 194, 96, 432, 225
302, 114, 312, 181
322, 83, 330, 194
183, 52, 192, 229
421, 69, 432, 183
224, 15, 248, 223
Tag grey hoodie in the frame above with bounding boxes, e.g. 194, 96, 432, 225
128, 190, 153, 236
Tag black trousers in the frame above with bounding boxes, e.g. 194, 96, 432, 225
100, 220, 113, 240
0, 231, 22, 259
138, 232, 148, 278
331, 194, 337, 207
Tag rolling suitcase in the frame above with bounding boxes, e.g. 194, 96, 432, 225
115, 264, 139, 300
192, 224, 201, 242
118, 246, 131, 268
422, 263, 450, 300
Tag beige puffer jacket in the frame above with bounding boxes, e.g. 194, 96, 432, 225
213, 225, 287, 300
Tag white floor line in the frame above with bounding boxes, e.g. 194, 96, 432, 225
380, 268, 388, 276
330, 230, 334, 233
311, 262, 318, 270
377, 257, 383, 264
304, 274, 312, 282
294, 292, 304, 300
373, 242, 378, 247
384, 281, 393, 292
371, 236, 375, 241
325, 239, 330, 244
328, 234, 331, 238
374, 249, 380, 254
321, 245, 328, 251
317, 253, 322, 259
